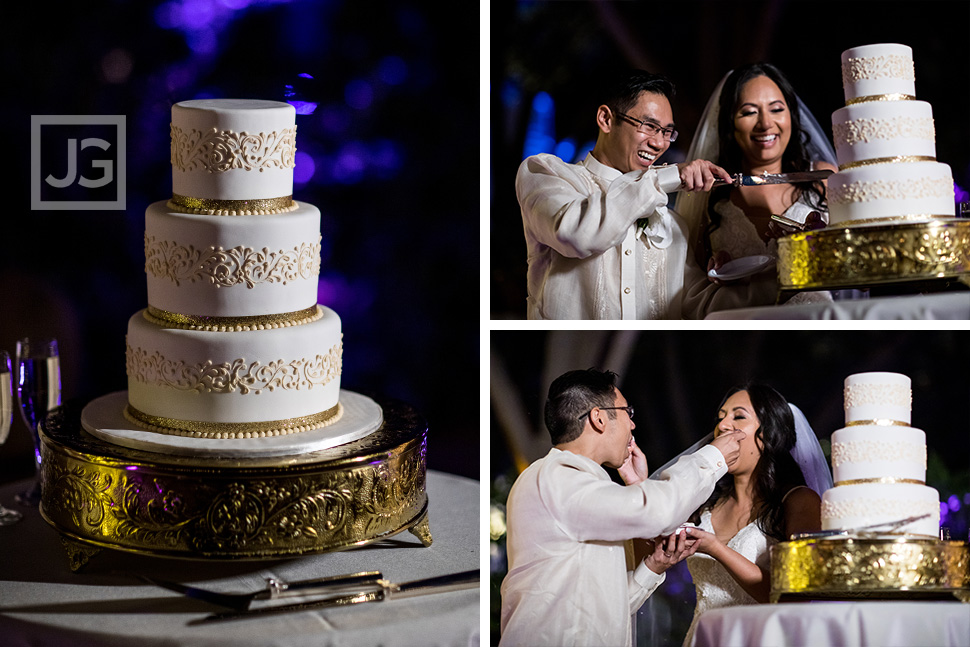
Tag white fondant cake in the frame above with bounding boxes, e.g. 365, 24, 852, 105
821, 372, 940, 537
117, 99, 342, 438
828, 44, 955, 227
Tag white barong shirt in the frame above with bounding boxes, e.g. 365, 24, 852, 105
499, 445, 728, 647
516, 152, 718, 320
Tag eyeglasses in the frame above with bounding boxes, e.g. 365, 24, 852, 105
578, 406, 634, 421
616, 112, 678, 142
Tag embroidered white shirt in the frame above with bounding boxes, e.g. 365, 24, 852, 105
499, 446, 729, 647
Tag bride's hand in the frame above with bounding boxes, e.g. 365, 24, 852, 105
706, 250, 733, 284
618, 438, 649, 485
643, 528, 699, 574
682, 526, 721, 555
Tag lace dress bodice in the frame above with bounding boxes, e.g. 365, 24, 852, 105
682, 509, 777, 646
707, 195, 833, 306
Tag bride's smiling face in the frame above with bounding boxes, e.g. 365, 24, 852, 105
732, 75, 791, 173
715, 390, 763, 473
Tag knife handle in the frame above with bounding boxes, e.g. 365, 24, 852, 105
387, 570, 480, 599
262, 570, 383, 600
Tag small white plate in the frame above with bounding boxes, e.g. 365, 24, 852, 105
707, 255, 775, 281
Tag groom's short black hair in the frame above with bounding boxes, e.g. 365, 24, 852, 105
545, 368, 619, 445
601, 70, 676, 114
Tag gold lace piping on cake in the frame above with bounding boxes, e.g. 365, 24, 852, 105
126, 340, 342, 394
843, 51, 914, 85
171, 124, 296, 173
832, 438, 926, 468
821, 498, 937, 521
144, 305, 323, 331
845, 418, 910, 427
144, 234, 321, 288
838, 156, 936, 171
834, 477, 925, 487
846, 93, 917, 105
833, 114, 935, 148
844, 382, 911, 408
124, 402, 342, 438
830, 175, 952, 205
168, 194, 298, 216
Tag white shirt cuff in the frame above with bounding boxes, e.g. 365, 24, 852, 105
694, 444, 730, 479
632, 560, 666, 594
655, 164, 682, 193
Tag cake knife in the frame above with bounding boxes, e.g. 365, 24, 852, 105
140, 570, 383, 611
713, 169, 833, 187
789, 513, 932, 540
194, 569, 480, 623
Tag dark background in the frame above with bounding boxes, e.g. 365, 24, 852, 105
489, 329, 970, 645
0, 1, 479, 482
490, 0, 970, 318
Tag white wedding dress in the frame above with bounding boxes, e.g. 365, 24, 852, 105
681, 509, 777, 647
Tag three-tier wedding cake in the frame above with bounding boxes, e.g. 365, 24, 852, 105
827, 43, 956, 227
820, 372, 940, 537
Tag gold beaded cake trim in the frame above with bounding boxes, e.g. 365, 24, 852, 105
846, 93, 916, 105
845, 418, 910, 427
168, 194, 298, 215
831, 214, 950, 227
834, 477, 925, 487
838, 155, 936, 171
144, 305, 323, 331
124, 402, 342, 438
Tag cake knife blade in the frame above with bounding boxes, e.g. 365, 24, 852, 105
194, 569, 480, 623
140, 570, 383, 611
713, 169, 833, 187
790, 513, 932, 540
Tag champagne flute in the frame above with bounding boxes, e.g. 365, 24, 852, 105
0, 352, 23, 524
15, 337, 61, 506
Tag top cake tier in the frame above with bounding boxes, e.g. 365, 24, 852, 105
841, 43, 915, 104
844, 372, 912, 426
170, 99, 297, 213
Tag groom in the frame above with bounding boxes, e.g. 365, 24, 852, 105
516, 70, 732, 319
499, 368, 744, 647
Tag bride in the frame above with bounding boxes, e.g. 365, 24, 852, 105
674, 383, 831, 646
675, 63, 839, 308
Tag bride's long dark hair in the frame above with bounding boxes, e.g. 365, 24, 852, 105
703, 63, 828, 256
691, 383, 807, 542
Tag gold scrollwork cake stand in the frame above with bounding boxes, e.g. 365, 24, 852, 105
38, 395, 431, 570
770, 537, 970, 603
777, 219, 970, 292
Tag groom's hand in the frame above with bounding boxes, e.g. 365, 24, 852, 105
643, 527, 699, 574
618, 438, 649, 485
710, 429, 745, 468
678, 159, 732, 192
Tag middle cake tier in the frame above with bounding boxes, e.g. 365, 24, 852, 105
145, 200, 323, 319
126, 306, 342, 437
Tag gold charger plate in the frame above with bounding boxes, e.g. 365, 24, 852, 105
38, 395, 430, 570
770, 536, 970, 603
777, 219, 970, 291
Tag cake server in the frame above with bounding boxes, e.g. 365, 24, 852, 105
194, 569, 480, 623
713, 169, 833, 187
140, 570, 383, 611
790, 513, 932, 540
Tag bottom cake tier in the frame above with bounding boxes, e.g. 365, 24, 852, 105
38, 394, 430, 568
821, 482, 940, 537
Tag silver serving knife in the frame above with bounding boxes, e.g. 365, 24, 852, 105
789, 513, 932, 541
194, 569, 480, 623
140, 570, 383, 611
714, 169, 833, 187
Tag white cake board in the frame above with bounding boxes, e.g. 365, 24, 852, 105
80, 390, 382, 458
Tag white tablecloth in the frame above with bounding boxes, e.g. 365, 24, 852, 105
691, 601, 970, 647
706, 292, 970, 319
0, 470, 480, 647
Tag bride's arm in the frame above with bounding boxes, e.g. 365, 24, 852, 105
683, 527, 771, 603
